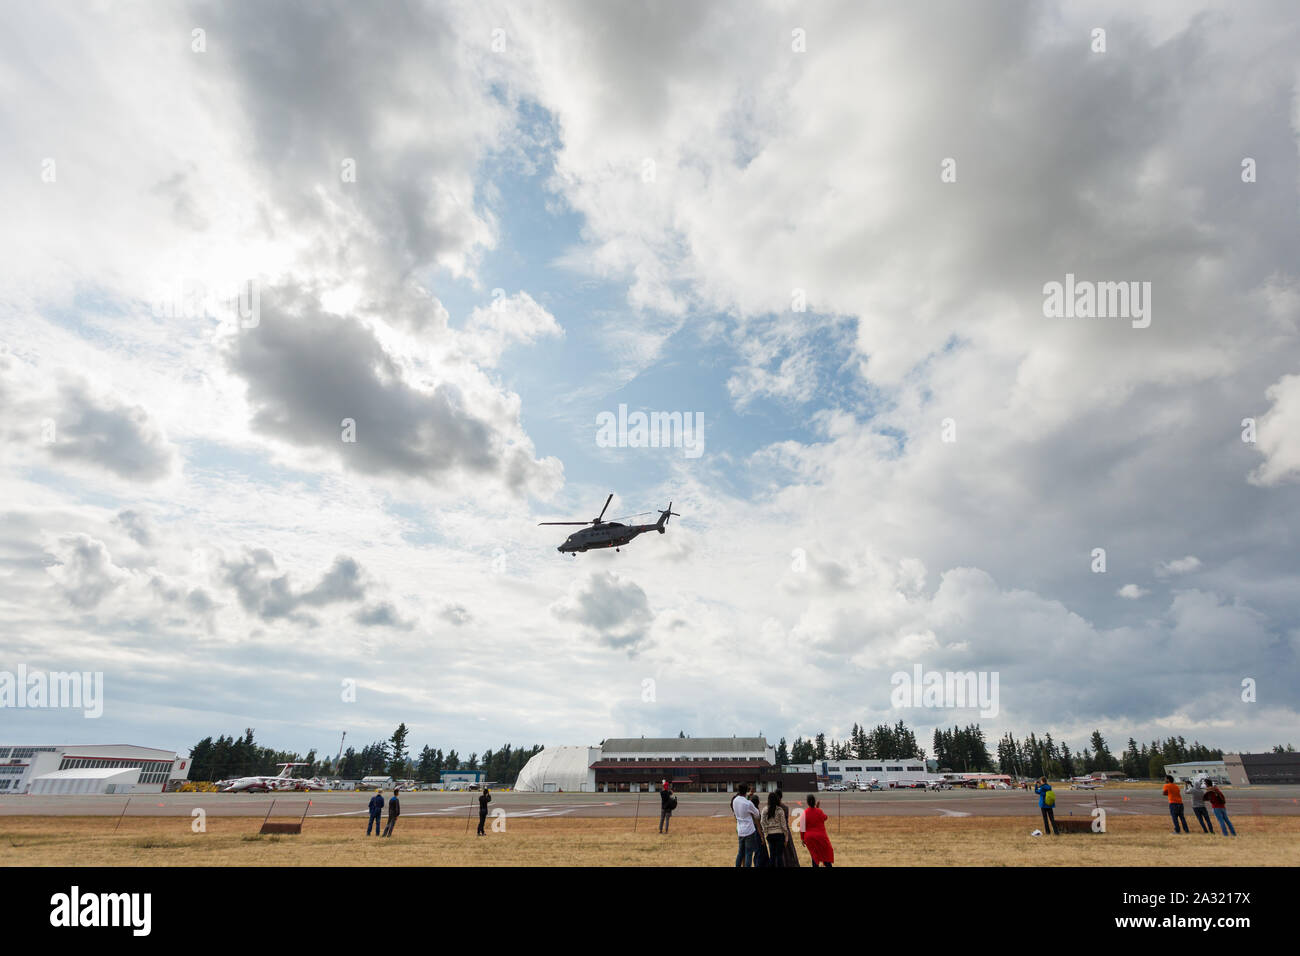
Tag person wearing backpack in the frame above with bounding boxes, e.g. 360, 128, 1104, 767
658, 781, 676, 834
1162, 774, 1189, 833
1034, 777, 1058, 835
1203, 782, 1236, 836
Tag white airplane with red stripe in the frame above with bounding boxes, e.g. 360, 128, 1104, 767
221, 763, 327, 792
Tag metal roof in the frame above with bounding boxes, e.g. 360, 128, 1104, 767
33, 768, 139, 780
601, 737, 769, 753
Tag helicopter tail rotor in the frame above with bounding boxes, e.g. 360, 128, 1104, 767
656, 503, 680, 532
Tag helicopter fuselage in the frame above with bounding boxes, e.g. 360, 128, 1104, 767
559, 521, 658, 553
542, 496, 677, 554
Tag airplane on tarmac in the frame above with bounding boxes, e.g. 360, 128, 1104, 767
539, 493, 680, 555
220, 763, 328, 793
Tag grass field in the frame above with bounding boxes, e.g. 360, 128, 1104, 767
3, 814, 1297, 866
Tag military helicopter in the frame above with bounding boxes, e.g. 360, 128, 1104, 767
539, 493, 680, 555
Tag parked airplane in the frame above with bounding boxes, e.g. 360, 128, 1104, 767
221, 763, 326, 793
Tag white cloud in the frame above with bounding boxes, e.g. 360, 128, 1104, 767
1157, 556, 1203, 577
1249, 374, 1300, 486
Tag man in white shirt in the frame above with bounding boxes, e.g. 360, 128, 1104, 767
732, 782, 763, 867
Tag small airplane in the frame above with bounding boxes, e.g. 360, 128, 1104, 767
221, 763, 327, 793
539, 493, 679, 554
1070, 775, 1104, 790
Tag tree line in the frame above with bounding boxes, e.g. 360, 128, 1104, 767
190, 725, 1295, 784
776, 721, 924, 765
764, 721, 1287, 779
188, 725, 542, 786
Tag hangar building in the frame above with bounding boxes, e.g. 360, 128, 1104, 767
0, 744, 191, 794
514, 737, 816, 793
1224, 752, 1300, 785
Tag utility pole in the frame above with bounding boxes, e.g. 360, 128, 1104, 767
333, 730, 347, 775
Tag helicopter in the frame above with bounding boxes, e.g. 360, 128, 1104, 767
539, 493, 680, 555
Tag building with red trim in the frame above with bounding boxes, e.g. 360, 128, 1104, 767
0, 744, 191, 794
514, 737, 816, 793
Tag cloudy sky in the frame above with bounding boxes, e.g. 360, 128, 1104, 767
2, 0, 1298, 761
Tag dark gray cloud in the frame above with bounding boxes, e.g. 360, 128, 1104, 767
439, 603, 471, 627
222, 549, 368, 623
47, 533, 127, 608
226, 286, 552, 492
46, 380, 175, 481
190, 0, 504, 297
354, 601, 414, 629
552, 571, 653, 652
114, 510, 154, 546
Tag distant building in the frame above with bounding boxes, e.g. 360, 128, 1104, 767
1224, 752, 1300, 786
0, 744, 190, 795
1164, 760, 1228, 784
786, 759, 933, 788
440, 769, 485, 786
513, 747, 599, 792
514, 738, 816, 793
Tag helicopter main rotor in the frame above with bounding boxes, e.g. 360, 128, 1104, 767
538, 492, 616, 527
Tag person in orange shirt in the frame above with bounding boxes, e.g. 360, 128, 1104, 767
1162, 774, 1189, 833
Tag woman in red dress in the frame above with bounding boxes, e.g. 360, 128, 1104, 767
801, 794, 834, 867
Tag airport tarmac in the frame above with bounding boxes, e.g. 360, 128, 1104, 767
2, 786, 1298, 819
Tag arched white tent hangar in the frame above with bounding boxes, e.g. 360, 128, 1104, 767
513, 746, 599, 792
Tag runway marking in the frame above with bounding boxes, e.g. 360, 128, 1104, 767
936, 808, 971, 817
312, 802, 615, 819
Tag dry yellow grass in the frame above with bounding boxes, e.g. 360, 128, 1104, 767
2, 814, 1297, 866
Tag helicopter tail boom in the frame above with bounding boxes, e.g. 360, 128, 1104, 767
656, 502, 678, 532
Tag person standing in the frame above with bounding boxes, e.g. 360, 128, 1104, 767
801, 794, 834, 867
748, 791, 770, 867
658, 781, 675, 834
1034, 777, 1058, 835
366, 790, 385, 836
731, 783, 762, 867
477, 786, 491, 836
1162, 775, 1189, 833
760, 791, 792, 866
382, 789, 400, 837
1186, 779, 1212, 833
1203, 782, 1236, 836
774, 789, 800, 867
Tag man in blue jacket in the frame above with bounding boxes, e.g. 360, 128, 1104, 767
367, 790, 385, 836
1034, 777, 1058, 835
383, 790, 401, 837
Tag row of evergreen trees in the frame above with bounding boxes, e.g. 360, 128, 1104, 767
764, 722, 1288, 779
776, 721, 924, 765
188, 726, 542, 785
192, 726, 1296, 784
